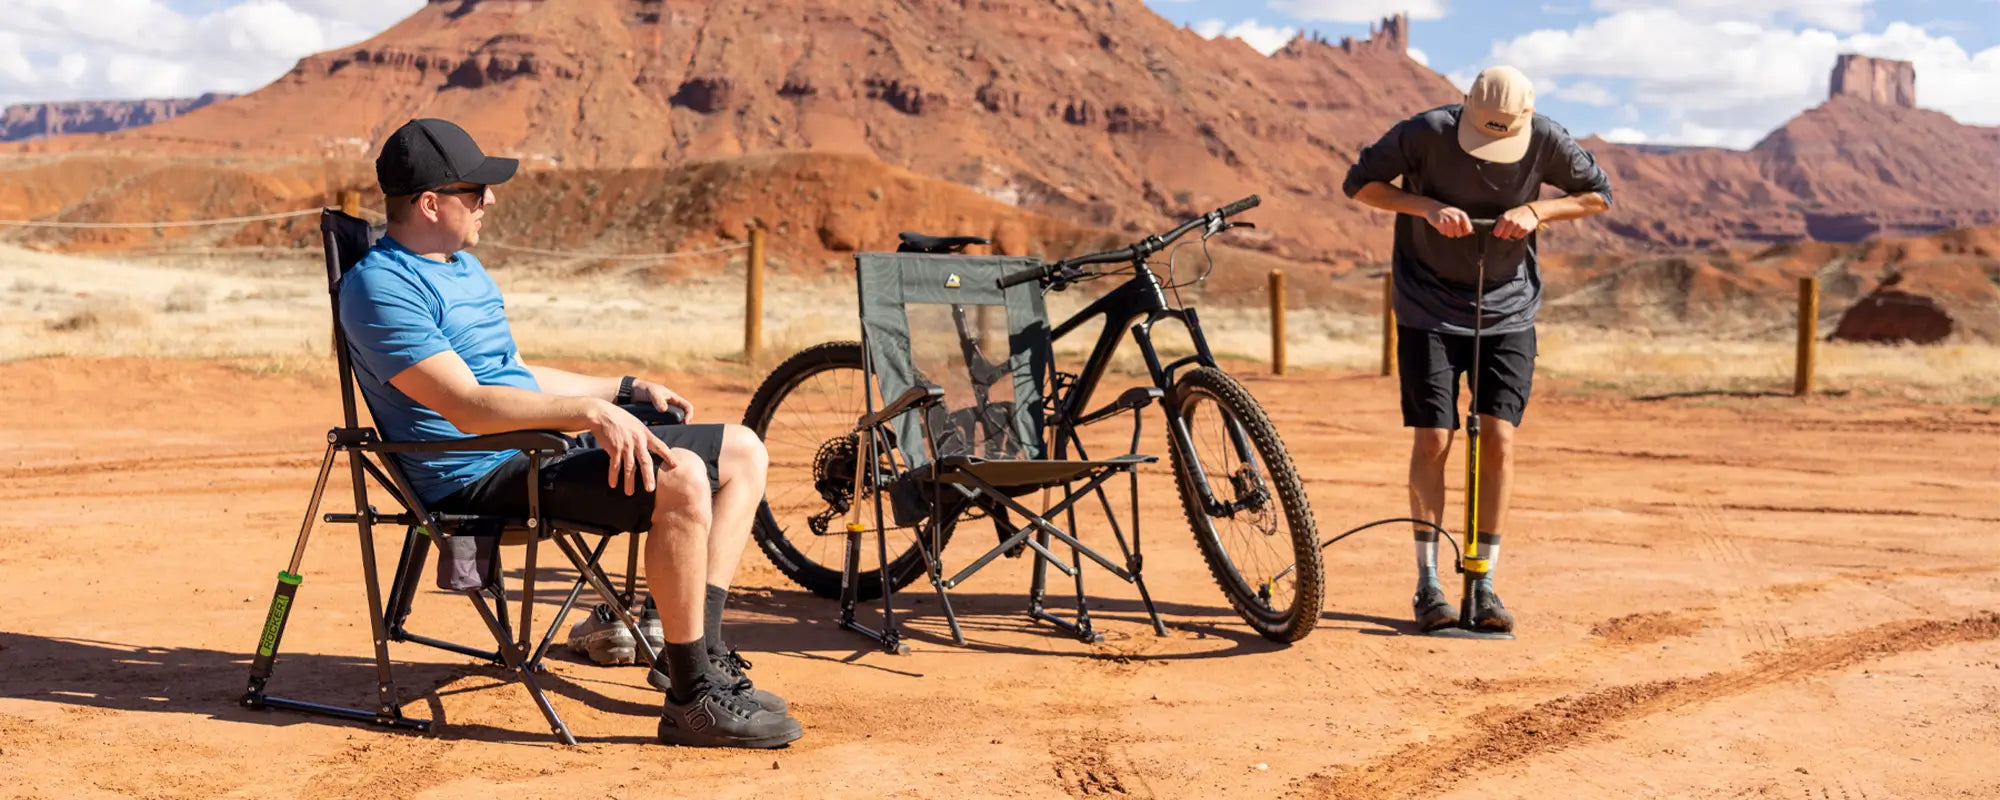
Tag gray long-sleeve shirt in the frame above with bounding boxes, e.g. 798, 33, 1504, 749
1342, 104, 1614, 335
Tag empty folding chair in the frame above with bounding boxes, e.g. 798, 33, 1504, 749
834, 250, 1169, 652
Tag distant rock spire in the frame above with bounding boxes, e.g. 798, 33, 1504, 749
1829, 54, 1915, 109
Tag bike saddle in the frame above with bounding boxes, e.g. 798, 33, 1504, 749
897, 232, 992, 254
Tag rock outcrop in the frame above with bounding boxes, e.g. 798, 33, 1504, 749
0, 93, 235, 142
4, 3, 1999, 267
1829, 54, 1916, 109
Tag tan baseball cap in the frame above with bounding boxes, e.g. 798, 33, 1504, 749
1457, 65, 1535, 163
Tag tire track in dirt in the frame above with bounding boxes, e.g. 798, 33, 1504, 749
1674, 496, 1791, 656
1542, 445, 1842, 476
1286, 611, 2000, 800
1051, 733, 1138, 797
297, 734, 457, 799
1705, 502, 2000, 524
0, 450, 318, 481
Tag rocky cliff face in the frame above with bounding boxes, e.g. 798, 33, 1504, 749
3, 0, 1455, 264
1829, 54, 1915, 108
5, 3, 1998, 265
0, 93, 235, 142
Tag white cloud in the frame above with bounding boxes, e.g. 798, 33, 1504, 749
1599, 126, 1649, 143
1192, 18, 1300, 56
1487, 8, 2000, 149
1268, 0, 1450, 23
1407, 46, 1429, 66
1655, 120, 1768, 149
0, 32, 32, 87
1551, 80, 1619, 106
0, 0, 424, 105
1590, 0, 1872, 33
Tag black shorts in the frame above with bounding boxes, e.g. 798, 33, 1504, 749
1397, 325, 1536, 430
431, 409, 727, 535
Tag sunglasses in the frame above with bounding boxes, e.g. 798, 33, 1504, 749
413, 184, 487, 208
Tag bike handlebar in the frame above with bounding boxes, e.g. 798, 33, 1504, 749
997, 194, 1262, 289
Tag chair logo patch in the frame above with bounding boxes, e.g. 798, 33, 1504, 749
945, 273, 961, 289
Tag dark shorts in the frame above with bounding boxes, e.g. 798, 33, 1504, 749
1397, 324, 1536, 430
431, 410, 727, 535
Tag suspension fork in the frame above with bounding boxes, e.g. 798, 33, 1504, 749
1135, 309, 1262, 518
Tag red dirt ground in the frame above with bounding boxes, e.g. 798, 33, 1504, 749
1, 356, 1997, 799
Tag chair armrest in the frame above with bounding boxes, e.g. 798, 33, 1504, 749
1076, 386, 1164, 426
857, 384, 946, 431
370, 430, 573, 455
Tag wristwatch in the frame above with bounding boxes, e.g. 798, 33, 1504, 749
615, 375, 635, 405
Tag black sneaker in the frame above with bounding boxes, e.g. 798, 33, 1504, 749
658, 681, 802, 749
1470, 578, 1514, 632
1413, 581, 1457, 632
646, 649, 787, 714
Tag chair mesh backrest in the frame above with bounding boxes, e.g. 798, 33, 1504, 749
319, 208, 386, 430
856, 252, 1052, 469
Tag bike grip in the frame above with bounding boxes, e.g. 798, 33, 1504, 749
997, 263, 1049, 289
1219, 194, 1261, 217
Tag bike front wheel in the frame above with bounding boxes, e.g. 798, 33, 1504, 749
1165, 366, 1323, 642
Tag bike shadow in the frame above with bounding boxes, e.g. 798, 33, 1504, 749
723, 585, 1300, 661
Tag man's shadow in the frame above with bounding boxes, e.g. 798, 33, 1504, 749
0, 630, 667, 745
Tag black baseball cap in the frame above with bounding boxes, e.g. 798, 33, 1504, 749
375, 118, 518, 196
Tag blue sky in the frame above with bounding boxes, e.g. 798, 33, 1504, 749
1148, 0, 2000, 147
2, 1, 1996, 150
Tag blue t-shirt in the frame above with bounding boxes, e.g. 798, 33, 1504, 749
336, 235, 540, 504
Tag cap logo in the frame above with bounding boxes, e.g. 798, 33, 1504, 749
1483, 120, 1510, 132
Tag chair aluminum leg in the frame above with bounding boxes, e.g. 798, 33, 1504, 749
549, 531, 660, 666
528, 533, 614, 668
243, 441, 433, 734
469, 588, 574, 745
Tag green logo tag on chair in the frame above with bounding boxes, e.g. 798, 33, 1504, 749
945, 273, 961, 289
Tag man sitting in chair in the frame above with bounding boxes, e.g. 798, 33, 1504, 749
338, 117, 800, 749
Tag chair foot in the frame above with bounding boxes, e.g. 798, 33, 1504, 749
248, 693, 434, 734
839, 618, 912, 655
1029, 608, 1103, 644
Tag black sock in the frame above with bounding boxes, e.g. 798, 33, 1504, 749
703, 584, 729, 657
663, 639, 709, 704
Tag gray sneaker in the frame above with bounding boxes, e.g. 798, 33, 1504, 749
1470, 578, 1515, 632
640, 598, 665, 656
567, 603, 637, 666
658, 682, 802, 749
1413, 581, 1458, 632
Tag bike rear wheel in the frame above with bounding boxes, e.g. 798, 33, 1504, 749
1166, 367, 1323, 642
742, 341, 956, 600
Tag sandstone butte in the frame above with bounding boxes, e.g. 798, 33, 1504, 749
0, 0, 1994, 342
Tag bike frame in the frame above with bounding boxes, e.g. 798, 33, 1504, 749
1038, 257, 1262, 519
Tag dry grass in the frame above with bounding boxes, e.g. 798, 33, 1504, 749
2, 243, 1994, 405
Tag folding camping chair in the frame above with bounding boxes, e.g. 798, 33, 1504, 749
239, 206, 659, 745
835, 251, 1170, 653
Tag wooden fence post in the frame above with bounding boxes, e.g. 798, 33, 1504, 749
745, 224, 766, 367
1795, 275, 1818, 396
339, 190, 360, 218
1381, 269, 1396, 377
1269, 269, 1286, 376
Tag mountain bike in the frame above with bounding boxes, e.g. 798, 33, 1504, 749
742, 195, 1325, 642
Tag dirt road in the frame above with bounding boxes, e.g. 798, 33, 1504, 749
2, 356, 1996, 799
